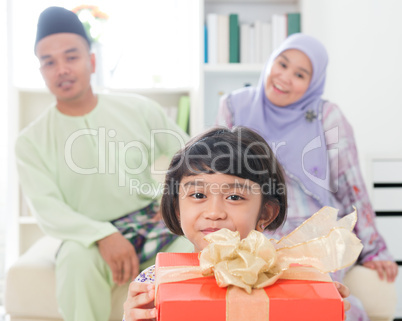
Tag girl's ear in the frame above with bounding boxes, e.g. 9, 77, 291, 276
256, 202, 280, 232
175, 205, 181, 223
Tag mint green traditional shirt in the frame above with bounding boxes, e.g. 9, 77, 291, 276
16, 93, 188, 248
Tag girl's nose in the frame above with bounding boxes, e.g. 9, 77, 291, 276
204, 197, 227, 220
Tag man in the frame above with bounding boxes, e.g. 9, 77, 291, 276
15, 6, 192, 321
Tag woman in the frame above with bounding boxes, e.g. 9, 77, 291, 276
217, 33, 398, 321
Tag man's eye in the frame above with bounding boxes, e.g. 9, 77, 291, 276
43, 61, 54, 67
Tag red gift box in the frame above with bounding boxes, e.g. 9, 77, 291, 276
155, 252, 344, 321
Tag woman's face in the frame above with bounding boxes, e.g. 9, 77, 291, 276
264, 49, 313, 107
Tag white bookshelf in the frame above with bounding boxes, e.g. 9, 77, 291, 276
193, 0, 300, 132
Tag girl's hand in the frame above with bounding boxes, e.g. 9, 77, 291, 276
334, 281, 350, 320
363, 260, 398, 282
123, 282, 156, 321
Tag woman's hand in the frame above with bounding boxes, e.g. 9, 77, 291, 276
334, 281, 350, 320
123, 282, 156, 321
363, 260, 398, 282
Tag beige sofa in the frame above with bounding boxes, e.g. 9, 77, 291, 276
4, 236, 128, 321
3, 156, 172, 321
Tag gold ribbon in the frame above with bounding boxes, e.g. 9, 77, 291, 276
156, 207, 363, 320
198, 206, 362, 293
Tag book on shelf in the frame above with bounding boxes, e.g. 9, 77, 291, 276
249, 24, 255, 63
176, 95, 190, 134
272, 13, 301, 51
206, 13, 218, 64
261, 22, 272, 62
205, 12, 301, 65
217, 15, 229, 63
287, 13, 301, 36
254, 20, 263, 63
229, 14, 239, 63
204, 24, 208, 63
240, 23, 250, 64
272, 14, 287, 53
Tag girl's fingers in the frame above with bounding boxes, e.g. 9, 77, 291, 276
128, 282, 154, 296
124, 283, 156, 321
334, 282, 351, 321
334, 281, 350, 299
125, 307, 156, 321
126, 283, 155, 309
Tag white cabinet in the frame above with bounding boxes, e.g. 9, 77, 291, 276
193, 0, 299, 132
369, 156, 402, 319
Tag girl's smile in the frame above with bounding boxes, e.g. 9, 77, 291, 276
177, 173, 267, 253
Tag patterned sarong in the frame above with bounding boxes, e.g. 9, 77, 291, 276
111, 202, 177, 263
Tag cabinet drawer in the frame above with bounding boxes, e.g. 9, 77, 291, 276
372, 160, 402, 183
375, 216, 402, 261
372, 188, 402, 212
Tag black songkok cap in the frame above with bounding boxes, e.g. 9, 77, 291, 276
35, 6, 91, 51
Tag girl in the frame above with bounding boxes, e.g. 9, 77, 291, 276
123, 126, 350, 321
217, 33, 397, 321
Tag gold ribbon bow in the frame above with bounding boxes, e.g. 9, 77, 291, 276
156, 207, 363, 293
198, 206, 363, 293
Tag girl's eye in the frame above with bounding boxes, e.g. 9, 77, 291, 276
191, 192, 206, 199
296, 73, 304, 79
67, 56, 78, 61
227, 195, 242, 201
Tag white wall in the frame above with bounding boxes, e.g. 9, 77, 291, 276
301, 0, 402, 177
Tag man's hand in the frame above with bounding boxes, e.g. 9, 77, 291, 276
363, 260, 398, 282
97, 232, 139, 285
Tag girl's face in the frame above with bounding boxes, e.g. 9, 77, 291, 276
264, 49, 312, 107
177, 173, 274, 253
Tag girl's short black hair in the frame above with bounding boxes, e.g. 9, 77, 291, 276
161, 126, 287, 235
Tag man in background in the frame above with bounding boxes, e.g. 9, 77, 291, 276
15, 6, 191, 321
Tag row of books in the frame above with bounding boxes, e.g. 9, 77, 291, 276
205, 13, 301, 64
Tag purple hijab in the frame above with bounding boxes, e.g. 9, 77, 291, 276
229, 33, 332, 207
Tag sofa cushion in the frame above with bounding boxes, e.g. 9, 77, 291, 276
4, 236, 128, 321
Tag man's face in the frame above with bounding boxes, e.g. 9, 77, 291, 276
35, 33, 95, 103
